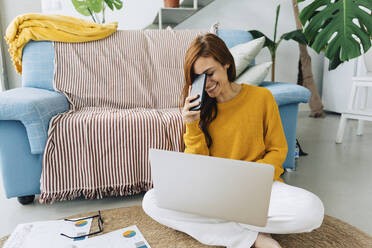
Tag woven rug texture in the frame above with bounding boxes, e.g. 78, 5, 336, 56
1, 205, 371, 248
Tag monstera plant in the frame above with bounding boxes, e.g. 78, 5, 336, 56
72, 0, 123, 24
298, 0, 372, 70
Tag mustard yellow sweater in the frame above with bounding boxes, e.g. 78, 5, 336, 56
184, 84, 288, 181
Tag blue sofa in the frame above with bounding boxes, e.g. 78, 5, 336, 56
0, 30, 310, 204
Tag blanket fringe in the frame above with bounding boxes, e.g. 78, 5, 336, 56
39, 182, 153, 204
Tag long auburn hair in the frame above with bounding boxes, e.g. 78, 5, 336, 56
180, 33, 236, 149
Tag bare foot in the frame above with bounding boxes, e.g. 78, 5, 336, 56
253, 233, 282, 248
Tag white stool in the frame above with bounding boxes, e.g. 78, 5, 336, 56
336, 50, 372, 144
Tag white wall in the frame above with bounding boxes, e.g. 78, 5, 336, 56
42, 0, 163, 30
0, 0, 42, 90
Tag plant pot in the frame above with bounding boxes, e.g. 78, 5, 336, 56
164, 0, 179, 8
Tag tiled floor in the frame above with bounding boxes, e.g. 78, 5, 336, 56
1, 110, 372, 238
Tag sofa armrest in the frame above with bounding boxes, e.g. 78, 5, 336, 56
261, 82, 311, 106
0, 87, 69, 154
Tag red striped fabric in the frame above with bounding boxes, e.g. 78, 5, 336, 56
40, 30, 205, 203
53, 30, 206, 109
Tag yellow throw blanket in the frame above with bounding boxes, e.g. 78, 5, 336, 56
4, 13, 118, 74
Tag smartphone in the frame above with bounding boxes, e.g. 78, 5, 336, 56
189, 73, 207, 111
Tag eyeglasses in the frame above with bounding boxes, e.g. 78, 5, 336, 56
60, 210, 104, 239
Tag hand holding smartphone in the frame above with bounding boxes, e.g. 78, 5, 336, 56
189, 73, 207, 111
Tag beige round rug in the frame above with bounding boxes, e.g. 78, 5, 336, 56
1, 205, 371, 247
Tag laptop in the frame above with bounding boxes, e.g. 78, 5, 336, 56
149, 148, 275, 227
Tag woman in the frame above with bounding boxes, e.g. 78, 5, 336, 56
143, 33, 324, 248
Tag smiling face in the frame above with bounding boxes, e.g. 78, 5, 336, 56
182, 33, 236, 107
193, 56, 230, 99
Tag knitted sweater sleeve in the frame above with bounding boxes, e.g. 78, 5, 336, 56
183, 120, 210, 156
256, 91, 288, 181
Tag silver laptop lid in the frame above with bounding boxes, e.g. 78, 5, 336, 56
149, 148, 274, 227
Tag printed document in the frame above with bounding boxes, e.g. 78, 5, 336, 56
4, 218, 92, 248
77, 225, 151, 248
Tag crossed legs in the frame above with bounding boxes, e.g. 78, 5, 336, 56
142, 182, 324, 248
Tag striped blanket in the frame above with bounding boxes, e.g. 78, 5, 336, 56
40, 30, 205, 203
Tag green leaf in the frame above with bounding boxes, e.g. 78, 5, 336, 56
249, 30, 275, 49
103, 0, 122, 10
71, 0, 91, 16
273, 5, 280, 42
87, 0, 103, 13
299, 0, 372, 69
328, 47, 342, 70
298, 0, 325, 26
113, 0, 123, 9
104, 0, 114, 10
249, 30, 277, 57
281, 29, 308, 45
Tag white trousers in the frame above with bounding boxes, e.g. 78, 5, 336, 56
142, 182, 324, 248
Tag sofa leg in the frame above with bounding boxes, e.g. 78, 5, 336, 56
17, 195, 35, 205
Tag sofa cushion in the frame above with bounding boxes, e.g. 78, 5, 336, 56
0, 87, 69, 154
22, 41, 54, 91
230, 37, 265, 77
217, 29, 254, 49
237, 62, 272, 86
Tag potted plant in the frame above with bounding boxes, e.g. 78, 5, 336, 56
164, 0, 180, 8
71, 0, 123, 24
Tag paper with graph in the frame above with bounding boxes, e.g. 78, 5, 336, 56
76, 225, 151, 248
3, 218, 92, 248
